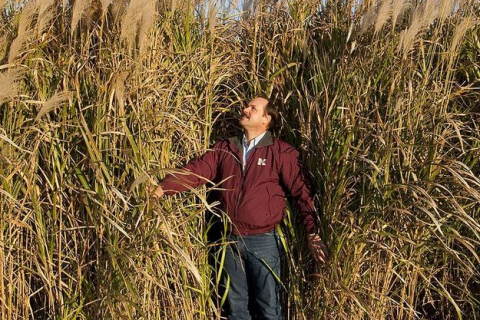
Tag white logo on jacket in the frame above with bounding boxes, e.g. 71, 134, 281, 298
257, 158, 266, 166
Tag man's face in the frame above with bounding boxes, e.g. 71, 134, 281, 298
239, 98, 271, 131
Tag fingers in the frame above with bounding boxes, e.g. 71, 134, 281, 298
308, 235, 328, 265
149, 185, 164, 199
312, 243, 327, 264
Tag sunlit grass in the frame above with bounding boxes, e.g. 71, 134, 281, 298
0, 0, 479, 319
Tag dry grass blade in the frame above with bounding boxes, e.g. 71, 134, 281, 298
129, 172, 152, 192
0, 129, 32, 154
0, 34, 7, 61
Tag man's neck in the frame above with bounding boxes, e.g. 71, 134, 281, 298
244, 129, 267, 144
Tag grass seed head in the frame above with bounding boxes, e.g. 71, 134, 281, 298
100, 0, 111, 13
71, 0, 91, 34
114, 71, 129, 108
375, 0, 392, 34
0, 68, 24, 104
138, 0, 156, 54
399, 2, 427, 57
121, 0, 147, 52
37, 0, 55, 36
451, 17, 477, 54
439, 0, 456, 20
9, 0, 38, 63
9, 37, 25, 63
35, 91, 73, 121
208, 1, 217, 36
392, 0, 412, 27
112, 0, 128, 23
422, 0, 439, 28
360, 6, 377, 34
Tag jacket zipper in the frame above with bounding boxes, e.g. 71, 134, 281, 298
234, 148, 255, 219
234, 155, 245, 219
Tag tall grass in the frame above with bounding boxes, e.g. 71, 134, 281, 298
0, 0, 479, 319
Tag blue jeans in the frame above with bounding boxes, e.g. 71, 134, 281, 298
222, 231, 283, 320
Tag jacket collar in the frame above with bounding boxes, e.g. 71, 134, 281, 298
228, 130, 273, 152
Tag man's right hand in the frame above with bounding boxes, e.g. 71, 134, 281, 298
307, 233, 328, 265
149, 185, 164, 199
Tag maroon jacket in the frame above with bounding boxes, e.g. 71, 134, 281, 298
160, 131, 318, 235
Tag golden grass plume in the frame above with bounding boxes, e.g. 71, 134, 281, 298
121, 0, 143, 51
360, 6, 377, 34
0, 68, 24, 104
375, 0, 392, 34
114, 71, 129, 109
35, 91, 73, 121
71, 0, 91, 34
138, 0, 156, 55
100, 0, 111, 14
422, 0, 439, 28
208, 1, 218, 36
392, 0, 412, 27
439, 0, 456, 20
37, 0, 55, 36
121, 0, 157, 54
451, 17, 478, 54
398, 1, 436, 57
112, 0, 128, 23
9, 0, 38, 63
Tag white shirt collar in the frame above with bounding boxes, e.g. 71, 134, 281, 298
242, 131, 266, 169
242, 131, 267, 149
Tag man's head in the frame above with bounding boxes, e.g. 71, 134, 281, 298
239, 97, 278, 132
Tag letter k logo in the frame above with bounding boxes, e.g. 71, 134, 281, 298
257, 158, 266, 166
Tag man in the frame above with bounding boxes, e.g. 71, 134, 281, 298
151, 97, 327, 319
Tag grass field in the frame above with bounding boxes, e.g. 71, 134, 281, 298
1, 0, 479, 319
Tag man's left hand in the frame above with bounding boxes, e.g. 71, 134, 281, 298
307, 233, 328, 264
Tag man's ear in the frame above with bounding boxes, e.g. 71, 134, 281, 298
264, 114, 272, 125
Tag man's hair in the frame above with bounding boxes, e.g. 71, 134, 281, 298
263, 99, 279, 130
